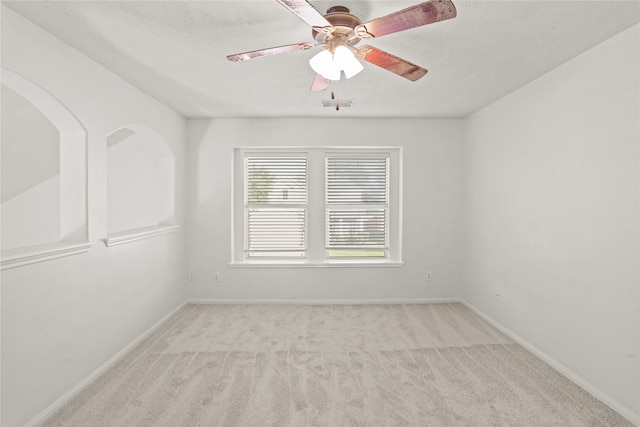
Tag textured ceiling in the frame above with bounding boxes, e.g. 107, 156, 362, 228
3, 0, 639, 118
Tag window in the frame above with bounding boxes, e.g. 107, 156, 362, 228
232, 147, 402, 265
245, 155, 307, 258
326, 155, 389, 258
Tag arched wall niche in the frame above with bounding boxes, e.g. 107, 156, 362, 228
1, 67, 92, 270
105, 124, 178, 246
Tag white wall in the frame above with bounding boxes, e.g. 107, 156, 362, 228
1, 86, 59, 204
187, 118, 463, 302
462, 24, 639, 421
1, 176, 60, 248
1, 85, 61, 249
1, 7, 187, 426
107, 126, 176, 234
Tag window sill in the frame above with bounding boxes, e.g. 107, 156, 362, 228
105, 224, 179, 247
1, 241, 94, 270
228, 260, 404, 268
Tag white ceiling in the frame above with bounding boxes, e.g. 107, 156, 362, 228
4, 0, 639, 119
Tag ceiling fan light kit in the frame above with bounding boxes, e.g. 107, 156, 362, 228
227, 0, 457, 92
309, 43, 363, 80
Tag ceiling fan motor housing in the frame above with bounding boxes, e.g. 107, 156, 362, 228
312, 6, 362, 45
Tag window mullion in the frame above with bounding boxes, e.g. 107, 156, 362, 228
306, 151, 325, 261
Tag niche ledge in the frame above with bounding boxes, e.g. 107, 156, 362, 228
105, 224, 179, 247
1, 241, 94, 270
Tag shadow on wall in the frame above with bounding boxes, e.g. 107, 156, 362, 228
106, 124, 176, 236
1, 68, 87, 259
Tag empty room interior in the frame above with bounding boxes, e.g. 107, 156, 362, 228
1, 0, 638, 426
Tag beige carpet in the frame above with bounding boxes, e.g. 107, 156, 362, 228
42, 303, 631, 426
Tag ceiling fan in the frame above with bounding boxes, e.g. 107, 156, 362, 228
227, 0, 457, 92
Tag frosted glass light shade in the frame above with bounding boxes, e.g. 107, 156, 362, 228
309, 46, 363, 81
309, 50, 340, 80
334, 46, 363, 79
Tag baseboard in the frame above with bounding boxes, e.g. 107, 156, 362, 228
28, 298, 634, 426
22, 297, 457, 425
460, 299, 639, 427
24, 300, 188, 427
187, 297, 461, 305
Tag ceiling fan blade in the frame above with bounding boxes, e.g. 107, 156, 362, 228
277, 0, 332, 29
227, 42, 314, 62
356, 0, 457, 39
357, 45, 428, 81
310, 74, 330, 92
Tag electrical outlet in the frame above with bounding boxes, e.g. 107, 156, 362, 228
426, 272, 433, 282
213, 272, 220, 282
188, 272, 193, 281
495, 288, 501, 298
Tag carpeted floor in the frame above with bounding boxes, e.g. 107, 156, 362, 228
42, 303, 632, 426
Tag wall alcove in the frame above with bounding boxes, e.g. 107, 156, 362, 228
1, 68, 91, 270
105, 124, 178, 246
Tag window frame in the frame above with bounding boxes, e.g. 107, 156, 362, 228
231, 146, 403, 267
325, 153, 390, 259
244, 154, 308, 259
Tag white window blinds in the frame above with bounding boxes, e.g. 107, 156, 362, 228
325, 156, 389, 257
235, 147, 401, 264
245, 156, 307, 257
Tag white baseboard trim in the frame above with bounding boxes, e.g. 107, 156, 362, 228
28, 298, 635, 426
460, 299, 639, 427
24, 300, 188, 427
187, 297, 461, 305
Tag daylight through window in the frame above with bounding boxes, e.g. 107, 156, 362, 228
233, 147, 402, 265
